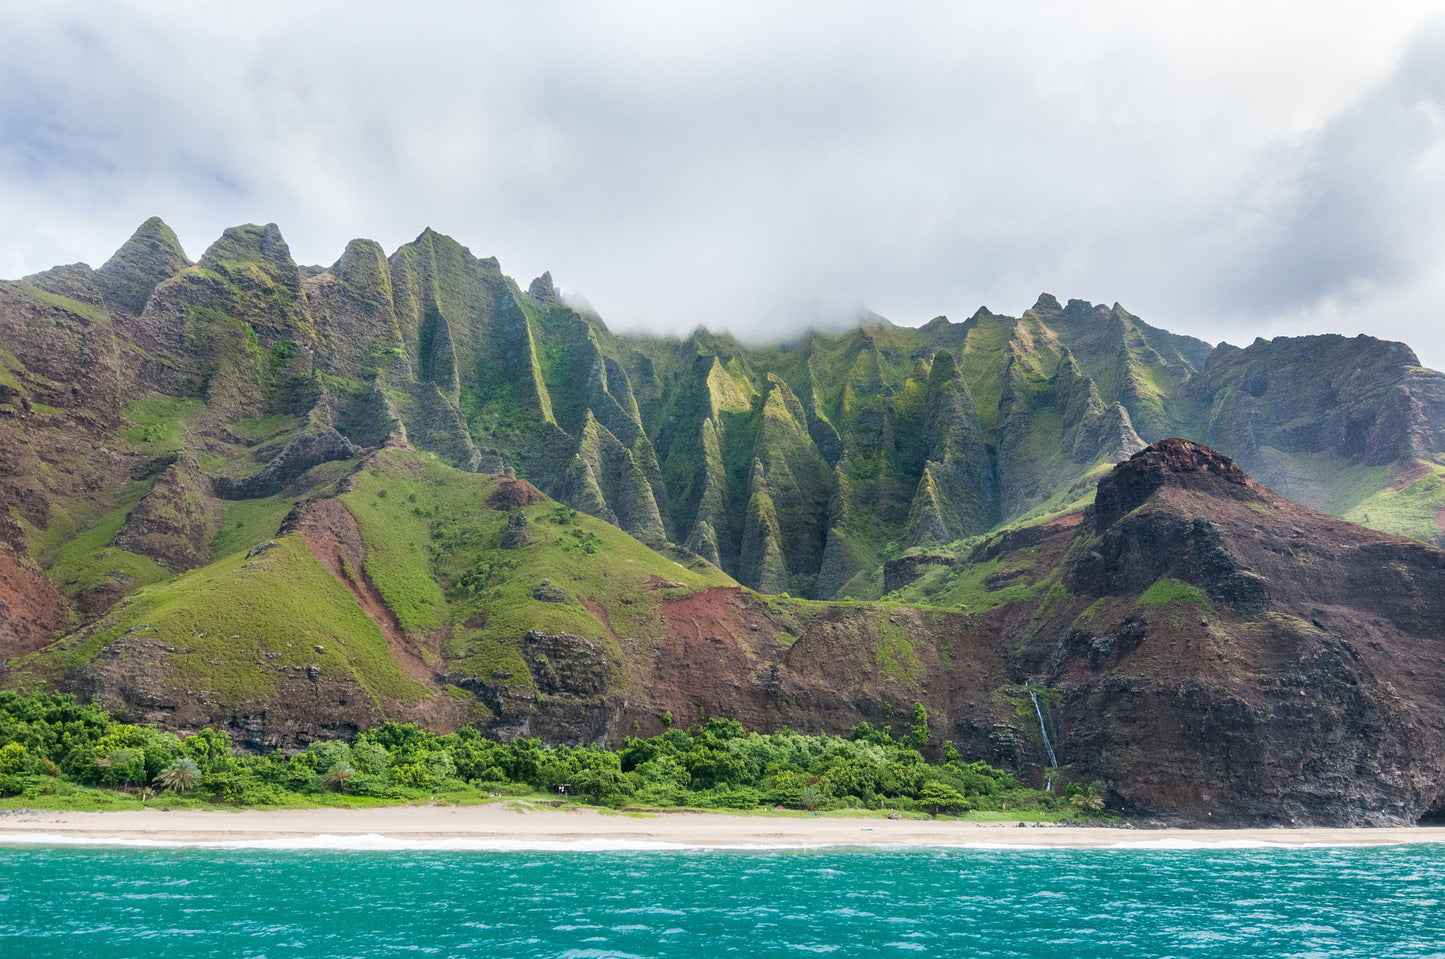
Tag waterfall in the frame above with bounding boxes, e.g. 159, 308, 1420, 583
1029, 690, 1059, 787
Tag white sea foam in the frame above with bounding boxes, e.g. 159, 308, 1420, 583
0, 832, 815, 852
0, 832, 1436, 852
1104, 838, 1408, 850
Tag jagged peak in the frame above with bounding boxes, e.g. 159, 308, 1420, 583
1030, 292, 1063, 314
527, 271, 558, 304
200, 222, 298, 276
337, 237, 385, 262
105, 216, 188, 267
926, 348, 959, 384
331, 238, 390, 287
1093, 438, 1261, 531
761, 374, 808, 425
1006, 314, 1061, 357
95, 216, 191, 313
404, 227, 497, 271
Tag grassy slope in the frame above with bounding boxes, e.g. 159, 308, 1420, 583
14, 535, 431, 704
341, 449, 736, 690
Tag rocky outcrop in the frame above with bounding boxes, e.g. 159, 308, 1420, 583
95, 217, 191, 314
1045, 439, 1445, 824
112, 454, 223, 571
212, 429, 361, 499
1092, 438, 1258, 530
882, 553, 960, 593
501, 512, 532, 549
527, 271, 558, 304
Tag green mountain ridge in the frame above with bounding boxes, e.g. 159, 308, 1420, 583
5, 219, 1445, 824
5, 217, 1445, 615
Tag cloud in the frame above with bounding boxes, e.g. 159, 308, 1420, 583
1, 1, 1443, 367
1158, 21, 1445, 338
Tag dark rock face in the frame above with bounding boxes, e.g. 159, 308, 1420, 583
1046, 439, 1445, 824
523, 630, 615, 696
212, 429, 360, 499
1092, 438, 1256, 531
95, 217, 190, 314
882, 554, 959, 593
112, 454, 223, 572
527, 271, 558, 304
531, 584, 567, 602
1194, 334, 1445, 468
501, 512, 531, 549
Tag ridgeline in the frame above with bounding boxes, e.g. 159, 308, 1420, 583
2, 219, 1445, 825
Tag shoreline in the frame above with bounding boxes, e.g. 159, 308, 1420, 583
0, 805, 1440, 850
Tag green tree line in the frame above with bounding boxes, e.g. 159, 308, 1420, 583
0, 692, 1104, 816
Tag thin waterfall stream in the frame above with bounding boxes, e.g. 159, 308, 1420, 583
1029, 689, 1058, 789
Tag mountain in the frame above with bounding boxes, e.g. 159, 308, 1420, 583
3, 219, 1445, 824
885, 438, 1445, 824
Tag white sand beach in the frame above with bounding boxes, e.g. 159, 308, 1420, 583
0, 804, 1439, 849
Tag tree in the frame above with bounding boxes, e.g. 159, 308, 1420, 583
322, 761, 357, 793
919, 781, 966, 816
904, 702, 929, 750
1066, 781, 1106, 812
154, 757, 200, 795
96, 748, 147, 787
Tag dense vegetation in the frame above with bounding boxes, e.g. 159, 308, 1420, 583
0, 693, 1103, 818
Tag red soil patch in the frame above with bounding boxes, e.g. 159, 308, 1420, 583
583, 598, 612, 633
486, 478, 546, 510
1389, 460, 1432, 491
292, 499, 437, 688
657, 586, 769, 646
0, 550, 68, 661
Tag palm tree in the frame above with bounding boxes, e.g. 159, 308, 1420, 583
322, 761, 357, 794
154, 757, 201, 795
1068, 781, 1106, 812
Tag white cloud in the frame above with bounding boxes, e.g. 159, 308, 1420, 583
1, 1, 1443, 367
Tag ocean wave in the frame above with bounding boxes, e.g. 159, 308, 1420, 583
0, 832, 1437, 853
0, 832, 817, 852
1103, 838, 1417, 850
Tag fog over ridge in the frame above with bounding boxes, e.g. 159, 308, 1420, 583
1, 1, 1443, 369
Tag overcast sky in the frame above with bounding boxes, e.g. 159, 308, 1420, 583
3, 2, 1443, 368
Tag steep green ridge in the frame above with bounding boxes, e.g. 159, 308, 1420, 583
3, 210, 1445, 828
2, 218, 1444, 624
12, 445, 739, 742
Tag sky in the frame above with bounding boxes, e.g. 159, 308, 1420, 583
2, 1, 1444, 368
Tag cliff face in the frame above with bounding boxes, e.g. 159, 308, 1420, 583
9, 435, 1445, 825
5, 220, 1445, 613
5, 219, 1445, 825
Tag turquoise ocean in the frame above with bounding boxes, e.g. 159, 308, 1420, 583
3, 838, 1443, 957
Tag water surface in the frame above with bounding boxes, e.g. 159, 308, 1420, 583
3, 841, 1442, 957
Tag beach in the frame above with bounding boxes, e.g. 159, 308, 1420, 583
0, 804, 1439, 848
